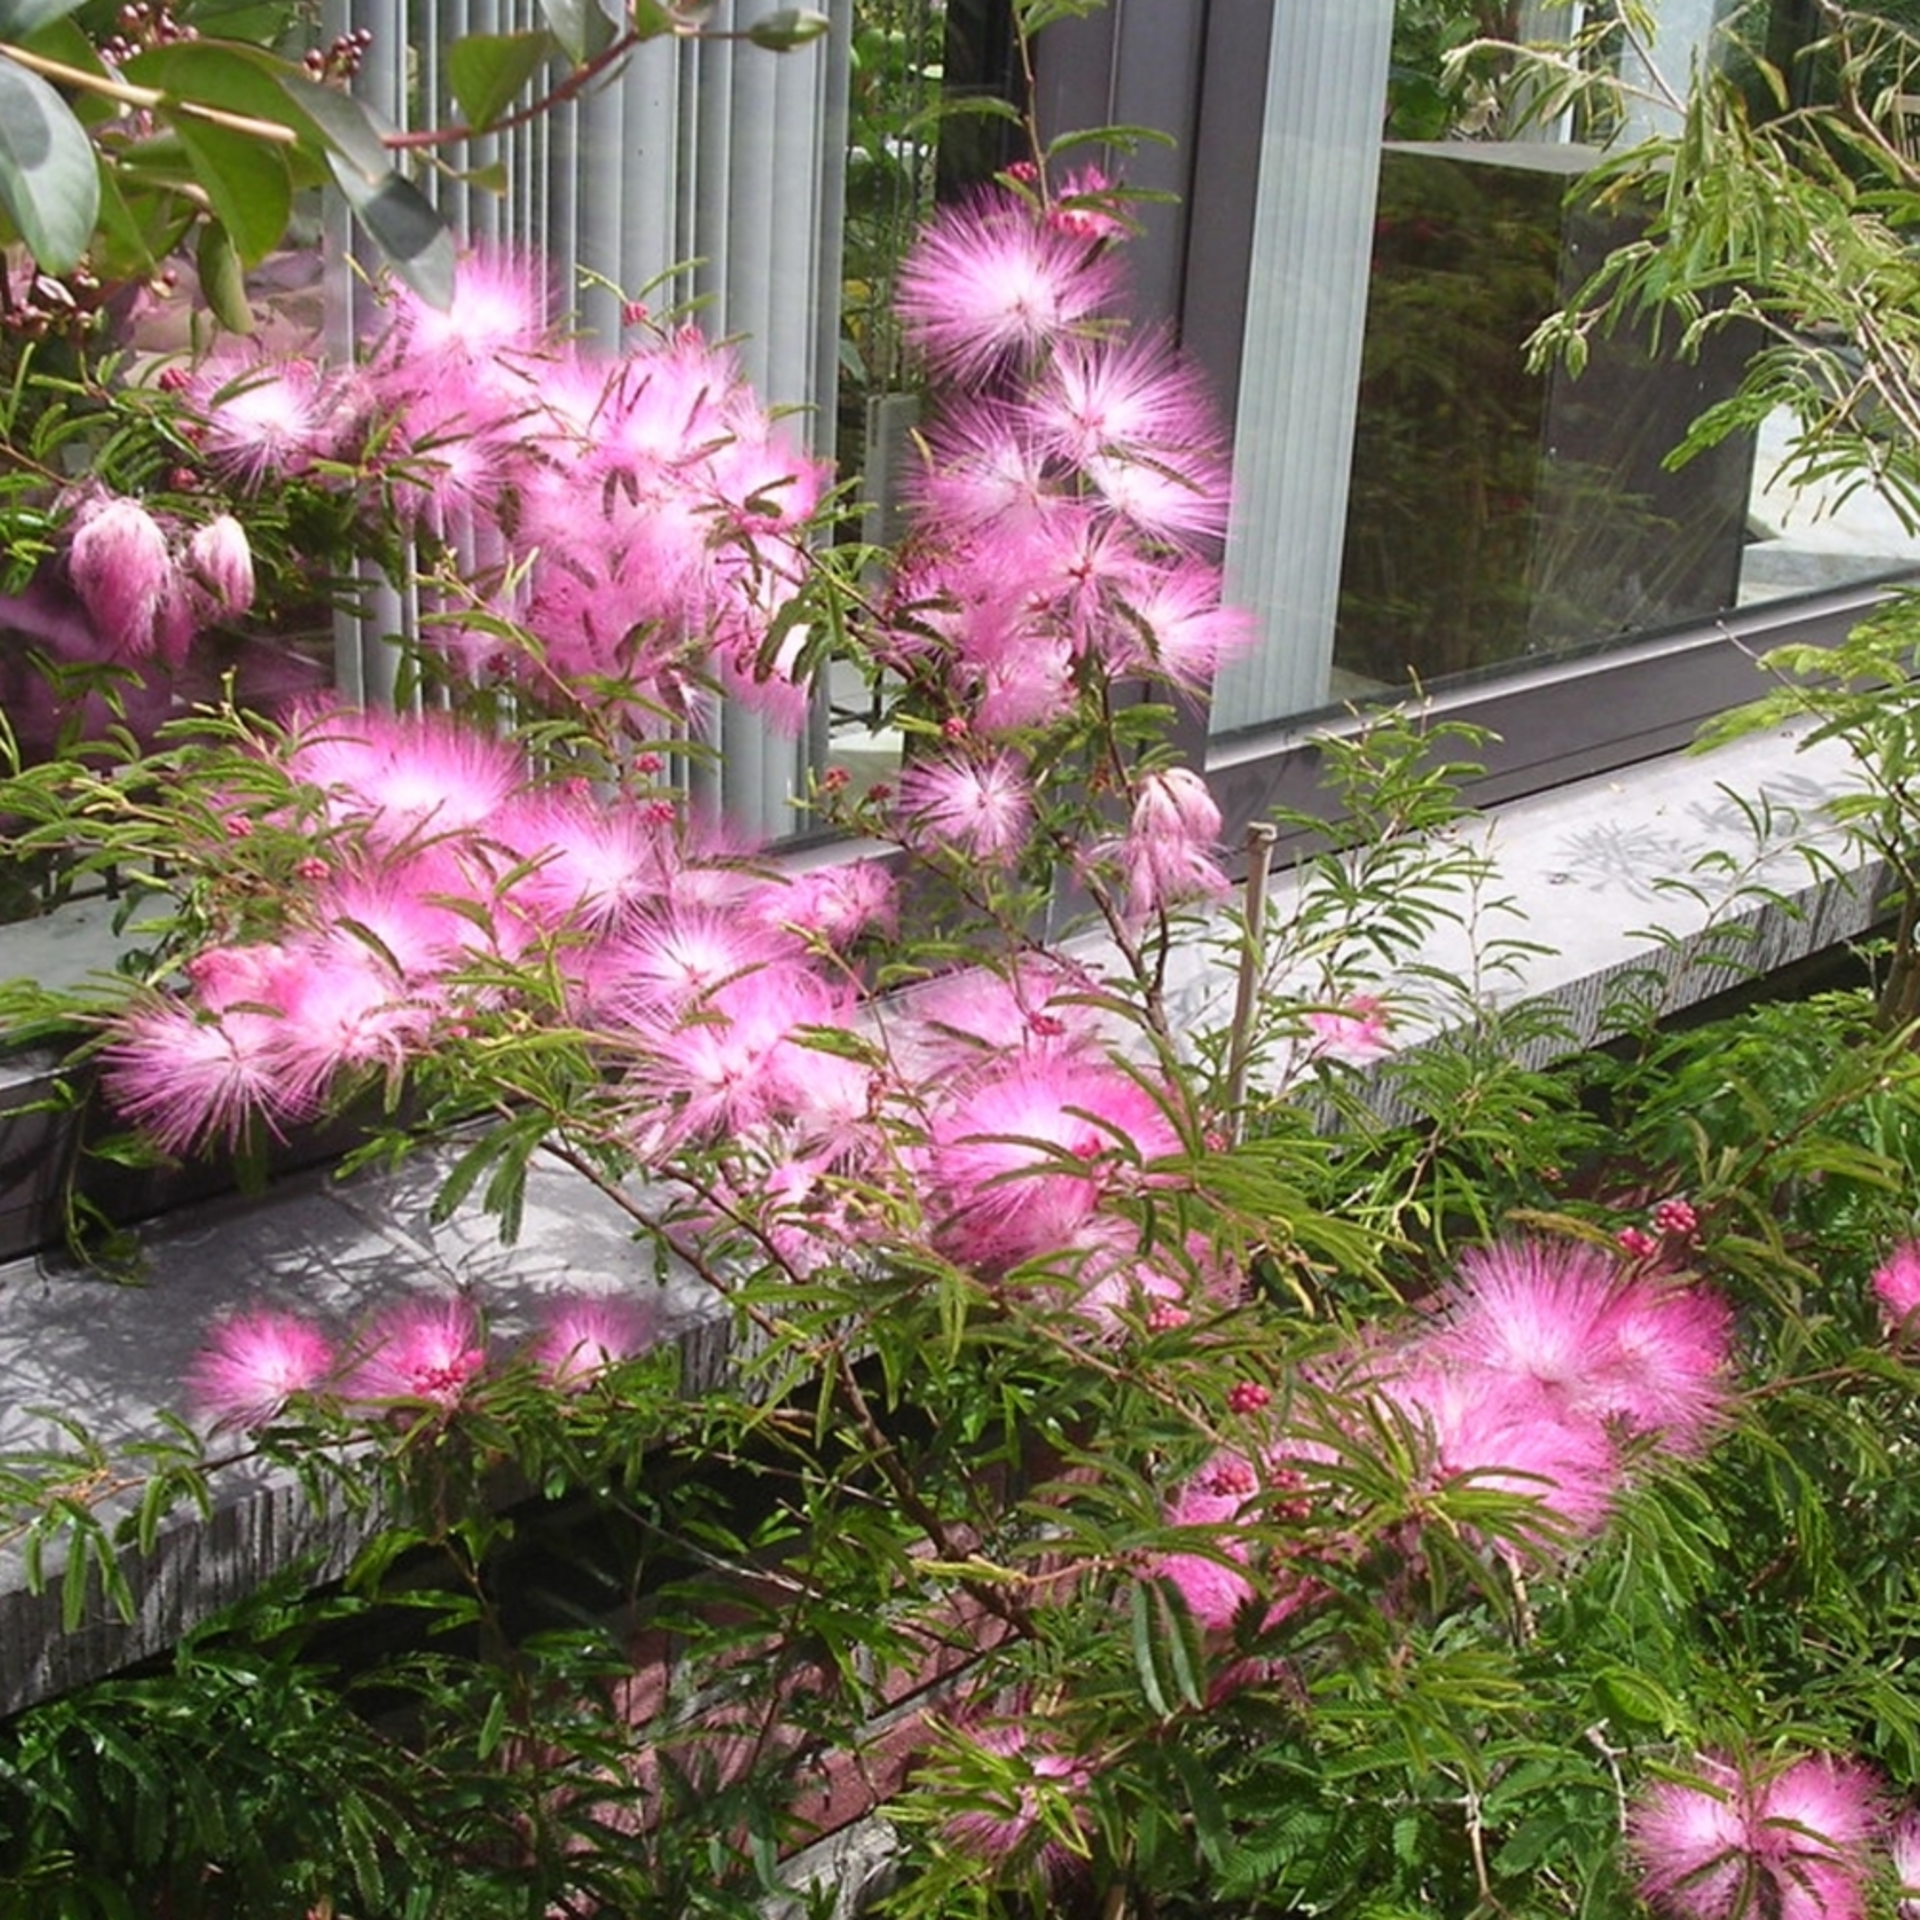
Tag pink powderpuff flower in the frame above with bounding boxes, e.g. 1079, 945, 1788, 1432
1117, 766, 1231, 927
281, 705, 525, 850
1630, 1757, 1754, 1920
307, 867, 476, 987
183, 513, 255, 621
1872, 1242, 1920, 1337
622, 959, 856, 1152
1381, 1363, 1620, 1550
380, 246, 553, 369
1305, 994, 1394, 1064
492, 791, 678, 934
895, 190, 1124, 381
348, 1298, 488, 1409
893, 751, 1034, 862
1004, 504, 1159, 660
1104, 559, 1255, 689
184, 352, 333, 487
66, 494, 190, 665
100, 997, 305, 1155
261, 930, 432, 1109
900, 956, 1105, 1076
938, 1711, 1095, 1873
1891, 1807, 1920, 1917
922, 1052, 1185, 1274
1631, 1751, 1882, 1920
1432, 1236, 1733, 1454
187, 1308, 336, 1430
377, 362, 534, 534
1026, 331, 1214, 471
1148, 1451, 1293, 1634
742, 859, 897, 949
584, 906, 801, 1023
528, 1294, 655, 1389
909, 399, 1056, 533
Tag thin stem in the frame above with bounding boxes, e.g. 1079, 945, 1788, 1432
382, 29, 645, 152
1224, 822, 1278, 1138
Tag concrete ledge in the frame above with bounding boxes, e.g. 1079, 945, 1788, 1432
0, 1148, 727, 1715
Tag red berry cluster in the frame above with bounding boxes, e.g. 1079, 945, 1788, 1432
101, 3, 197, 64
304, 28, 373, 83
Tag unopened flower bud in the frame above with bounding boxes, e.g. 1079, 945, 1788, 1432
1651, 1197, 1698, 1240
1132, 766, 1222, 844
68, 494, 182, 664
186, 513, 255, 618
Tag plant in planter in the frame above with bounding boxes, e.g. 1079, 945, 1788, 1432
9, 3, 1920, 1917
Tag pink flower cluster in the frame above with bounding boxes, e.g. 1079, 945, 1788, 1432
187, 1292, 654, 1431
100, 705, 896, 1156
1150, 1235, 1733, 1636
875, 176, 1250, 923
100, 706, 1226, 1327
165, 250, 830, 729
1629, 1750, 1909, 1920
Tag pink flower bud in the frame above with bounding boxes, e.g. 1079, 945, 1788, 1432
68, 494, 184, 664
1131, 765, 1222, 845
186, 513, 256, 618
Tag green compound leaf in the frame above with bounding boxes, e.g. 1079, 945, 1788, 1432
0, 55, 99, 270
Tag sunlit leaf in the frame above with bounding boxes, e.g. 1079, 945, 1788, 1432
446, 29, 557, 132
169, 112, 290, 265
276, 68, 389, 180
744, 7, 831, 49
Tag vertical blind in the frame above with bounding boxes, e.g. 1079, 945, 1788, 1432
322, 0, 852, 839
